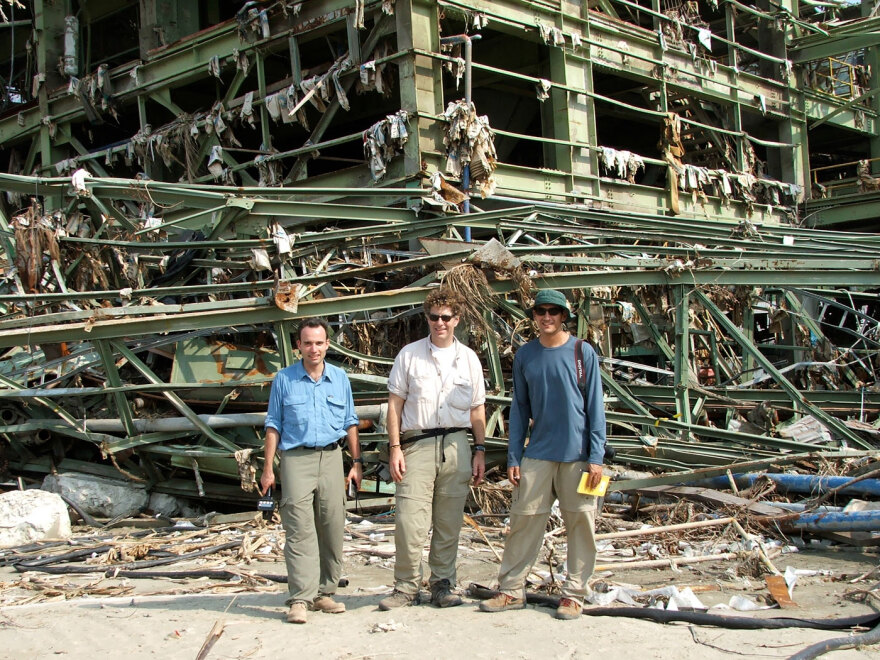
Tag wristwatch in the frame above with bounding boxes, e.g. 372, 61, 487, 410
352, 457, 364, 464
473, 445, 486, 453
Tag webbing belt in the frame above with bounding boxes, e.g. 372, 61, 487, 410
400, 427, 466, 446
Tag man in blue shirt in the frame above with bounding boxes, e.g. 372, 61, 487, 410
261, 317, 362, 624
480, 289, 606, 620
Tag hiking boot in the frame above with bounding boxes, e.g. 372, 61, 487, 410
555, 597, 582, 620
313, 595, 345, 614
430, 579, 463, 608
286, 601, 308, 624
378, 589, 420, 611
479, 592, 526, 613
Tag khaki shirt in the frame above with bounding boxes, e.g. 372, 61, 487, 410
388, 337, 486, 432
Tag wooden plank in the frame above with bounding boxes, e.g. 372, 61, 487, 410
634, 485, 782, 517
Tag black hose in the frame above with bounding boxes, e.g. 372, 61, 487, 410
58, 493, 102, 528
467, 584, 880, 631
14, 545, 114, 567
787, 620, 880, 660
95, 568, 288, 583
13, 541, 241, 574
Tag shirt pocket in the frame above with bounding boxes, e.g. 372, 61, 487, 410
326, 396, 346, 432
411, 374, 435, 403
448, 376, 473, 411
283, 394, 310, 427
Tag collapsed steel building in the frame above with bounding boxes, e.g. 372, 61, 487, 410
0, 0, 878, 508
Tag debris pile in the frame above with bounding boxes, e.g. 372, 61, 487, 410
0, 172, 877, 522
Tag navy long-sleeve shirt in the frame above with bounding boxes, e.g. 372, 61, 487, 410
508, 335, 606, 467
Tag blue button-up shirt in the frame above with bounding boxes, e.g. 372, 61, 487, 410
264, 361, 359, 450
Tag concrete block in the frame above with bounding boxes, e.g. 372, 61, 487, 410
0, 489, 72, 548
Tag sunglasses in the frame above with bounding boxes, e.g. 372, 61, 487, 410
534, 306, 564, 317
427, 313, 456, 322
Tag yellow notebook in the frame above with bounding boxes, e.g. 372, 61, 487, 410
577, 474, 610, 497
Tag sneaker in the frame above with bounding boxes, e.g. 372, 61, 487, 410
430, 579, 463, 608
313, 595, 345, 614
286, 601, 308, 624
479, 592, 526, 613
555, 597, 582, 620
378, 589, 420, 611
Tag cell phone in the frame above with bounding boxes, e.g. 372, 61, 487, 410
348, 480, 356, 498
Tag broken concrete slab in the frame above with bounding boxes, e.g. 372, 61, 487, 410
43, 473, 149, 519
0, 489, 72, 548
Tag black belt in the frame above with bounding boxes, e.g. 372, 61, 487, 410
300, 440, 342, 451
400, 427, 466, 446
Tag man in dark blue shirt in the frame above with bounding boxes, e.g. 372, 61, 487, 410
480, 289, 606, 620
261, 317, 362, 624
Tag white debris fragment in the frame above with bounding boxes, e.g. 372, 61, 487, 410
71, 168, 92, 193
370, 620, 404, 633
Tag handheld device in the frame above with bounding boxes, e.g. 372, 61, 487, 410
257, 487, 274, 515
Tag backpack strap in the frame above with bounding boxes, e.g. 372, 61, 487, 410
574, 338, 586, 396
574, 338, 588, 459
575, 338, 613, 464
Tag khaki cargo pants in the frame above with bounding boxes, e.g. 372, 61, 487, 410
278, 445, 345, 604
392, 430, 471, 595
496, 457, 598, 604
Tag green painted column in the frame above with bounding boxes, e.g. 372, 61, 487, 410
562, 0, 600, 197
548, 48, 594, 187
778, 0, 808, 193
863, 0, 880, 165
33, 0, 67, 209
396, 0, 443, 178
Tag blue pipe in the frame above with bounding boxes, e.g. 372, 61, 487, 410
462, 165, 471, 242
695, 473, 880, 497
766, 502, 842, 513
781, 510, 880, 532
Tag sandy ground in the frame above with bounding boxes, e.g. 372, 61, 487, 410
1, 520, 878, 660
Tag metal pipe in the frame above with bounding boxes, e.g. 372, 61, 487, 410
766, 502, 842, 513
0, 405, 23, 425
696, 473, 880, 497
79, 404, 386, 433
780, 510, 880, 533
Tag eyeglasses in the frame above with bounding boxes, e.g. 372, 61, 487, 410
427, 313, 455, 323
534, 306, 564, 317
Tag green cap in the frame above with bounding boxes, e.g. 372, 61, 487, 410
532, 289, 571, 319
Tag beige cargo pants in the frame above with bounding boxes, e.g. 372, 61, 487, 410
392, 430, 471, 595
278, 445, 345, 605
496, 457, 598, 604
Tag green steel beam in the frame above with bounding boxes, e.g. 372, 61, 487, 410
3, 264, 880, 347
672, 286, 693, 432
109, 340, 241, 452
484, 310, 505, 395
608, 450, 876, 492
692, 288, 871, 449
790, 33, 880, 63
0, 373, 78, 426
781, 289, 861, 389
93, 339, 137, 438
628, 293, 675, 362
275, 320, 296, 368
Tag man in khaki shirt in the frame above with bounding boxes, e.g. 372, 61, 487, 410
379, 288, 487, 610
